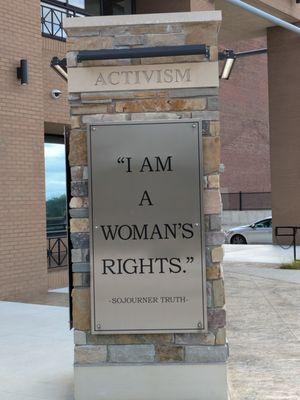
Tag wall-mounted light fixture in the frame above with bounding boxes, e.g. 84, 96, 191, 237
219, 48, 267, 80
219, 50, 236, 80
16, 59, 28, 85
51, 57, 68, 81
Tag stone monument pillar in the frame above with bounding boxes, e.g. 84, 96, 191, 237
64, 11, 227, 400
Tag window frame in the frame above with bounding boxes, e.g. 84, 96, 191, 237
41, 0, 135, 40
42, 0, 89, 14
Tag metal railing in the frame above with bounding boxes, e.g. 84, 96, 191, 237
47, 230, 68, 269
275, 226, 300, 261
41, 2, 88, 40
47, 216, 67, 232
222, 192, 271, 211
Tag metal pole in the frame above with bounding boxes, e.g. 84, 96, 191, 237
47, 239, 51, 268
57, 238, 61, 267
236, 48, 267, 58
225, 0, 300, 35
239, 191, 242, 211
77, 44, 209, 62
65, 126, 73, 329
293, 228, 296, 261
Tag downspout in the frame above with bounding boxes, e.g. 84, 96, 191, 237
225, 0, 300, 35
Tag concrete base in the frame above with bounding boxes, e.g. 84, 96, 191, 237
74, 363, 228, 400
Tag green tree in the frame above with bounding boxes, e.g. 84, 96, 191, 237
46, 194, 66, 218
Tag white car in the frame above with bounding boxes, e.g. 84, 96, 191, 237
225, 217, 272, 244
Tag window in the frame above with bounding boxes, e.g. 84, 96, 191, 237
44, 139, 66, 220
102, 0, 133, 15
44, 136, 68, 269
41, 1, 89, 40
55, 0, 86, 9
255, 219, 272, 229
41, 0, 135, 40
68, 0, 85, 8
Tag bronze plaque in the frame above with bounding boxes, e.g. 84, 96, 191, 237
88, 121, 206, 334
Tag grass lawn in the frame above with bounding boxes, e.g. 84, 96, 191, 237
280, 260, 300, 270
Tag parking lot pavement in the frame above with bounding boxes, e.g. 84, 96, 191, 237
224, 244, 300, 264
0, 301, 73, 400
224, 262, 300, 400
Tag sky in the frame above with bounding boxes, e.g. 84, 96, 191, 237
44, 143, 66, 200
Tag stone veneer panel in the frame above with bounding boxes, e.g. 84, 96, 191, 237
64, 11, 226, 368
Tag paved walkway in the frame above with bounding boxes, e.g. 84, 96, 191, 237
0, 302, 73, 400
225, 262, 300, 400
225, 262, 300, 284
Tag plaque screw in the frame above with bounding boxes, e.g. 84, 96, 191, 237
92, 127, 96, 131
192, 123, 197, 128
97, 323, 101, 329
197, 322, 202, 329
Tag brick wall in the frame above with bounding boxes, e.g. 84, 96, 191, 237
220, 36, 271, 193
43, 38, 69, 125
0, 0, 48, 299
0, 1, 71, 299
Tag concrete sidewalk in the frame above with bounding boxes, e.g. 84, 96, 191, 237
224, 244, 300, 264
0, 301, 73, 400
225, 262, 300, 284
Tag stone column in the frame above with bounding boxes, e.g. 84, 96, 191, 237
267, 26, 300, 243
64, 11, 227, 400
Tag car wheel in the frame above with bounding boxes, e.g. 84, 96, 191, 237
230, 234, 247, 244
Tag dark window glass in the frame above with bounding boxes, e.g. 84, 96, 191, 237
104, 0, 132, 15
255, 219, 272, 229
85, 0, 133, 15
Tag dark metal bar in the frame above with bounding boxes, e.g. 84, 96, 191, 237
239, 191, 242, 211
294, 228, 297, 261
236, 48, 267, 58
47, 241, 51, 268
77, 44, 209, 62
57, 238, 61, 266
218, 48, 267, 62
65, 128, 73, 330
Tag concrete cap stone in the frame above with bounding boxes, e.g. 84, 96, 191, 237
63, 11, 222, 32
